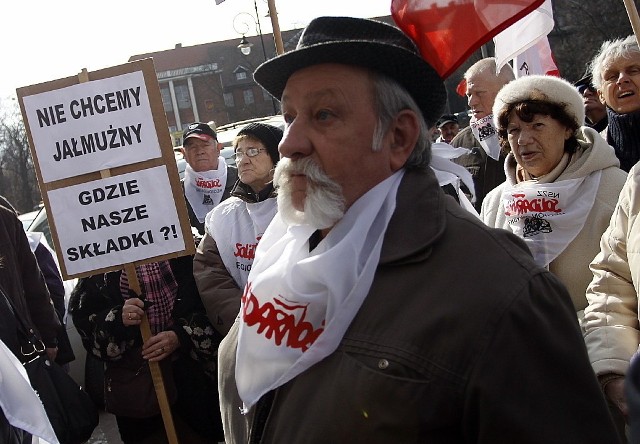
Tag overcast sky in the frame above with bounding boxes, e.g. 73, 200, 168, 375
1, 0, 391, 99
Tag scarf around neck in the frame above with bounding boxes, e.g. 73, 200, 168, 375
501, 168, 601, 267
120, 261, 178, 334
206, 197, 278, 289
235, 170, 404, 410
184, 157, 228, 222
606, 107, 640, 172
471, 114, 502, 160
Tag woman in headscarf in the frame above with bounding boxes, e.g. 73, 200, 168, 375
481, 75, 627, 323
194, 122, 283, 337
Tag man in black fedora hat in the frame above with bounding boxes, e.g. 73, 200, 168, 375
217, 16, 618, 443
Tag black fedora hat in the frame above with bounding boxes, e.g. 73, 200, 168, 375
254, 16, 446, 127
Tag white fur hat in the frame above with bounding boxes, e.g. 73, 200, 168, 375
492, 75, 585, 129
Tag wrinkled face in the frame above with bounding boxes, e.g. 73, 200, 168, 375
278, 63, 393, 213
235, 137, 274, 192
466, 73, 505, 120
598, 52, 640, 114
507, 111, 572, 178
438, 122, 459, 143
182, 136, 220, 172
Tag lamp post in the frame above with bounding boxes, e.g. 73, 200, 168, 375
233, 3, 279, 115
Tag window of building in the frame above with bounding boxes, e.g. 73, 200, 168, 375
262, 89, 271, 102
224, 92, 235, 108
236, 71, 247, 81
175, 84, 191, 109
161, 88, 173, 112
244, 89, 255, 105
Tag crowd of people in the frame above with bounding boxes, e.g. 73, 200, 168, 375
5, 13, 640, 444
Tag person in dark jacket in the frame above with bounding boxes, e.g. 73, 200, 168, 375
590, 35, 640, 171
0, 204, 61, 443
180, 122, 238, 235
0, 196, 74, 366
450, 57, 514, 210
216, 16, 620, 444
70, 255, 224, 443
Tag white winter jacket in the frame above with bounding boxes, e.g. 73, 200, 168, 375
583, 162, 640, 376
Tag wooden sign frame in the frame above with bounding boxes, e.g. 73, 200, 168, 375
16, 58, 195, 280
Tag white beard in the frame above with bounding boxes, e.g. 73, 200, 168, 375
273, 157, 345, 230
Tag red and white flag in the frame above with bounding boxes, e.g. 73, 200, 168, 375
494, 0, 559, 77
391, 0, 545, 78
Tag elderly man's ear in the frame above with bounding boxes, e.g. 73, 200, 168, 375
387, 109, 421, 171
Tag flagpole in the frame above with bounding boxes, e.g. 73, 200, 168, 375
267, 0, 284, 55
622, 0, 640, 47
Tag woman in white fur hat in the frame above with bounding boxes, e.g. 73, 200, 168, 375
481, 75, 627, 324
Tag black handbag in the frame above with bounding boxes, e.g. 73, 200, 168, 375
0, 286, 99, 444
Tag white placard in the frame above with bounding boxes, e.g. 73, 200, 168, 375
48, 166, 185, 275
22, 71, 161, 183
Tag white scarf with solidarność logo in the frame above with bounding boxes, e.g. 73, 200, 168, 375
206, 196, 277, 289
235, 170, 404, 411
471, 114, 502, 161
184, 156, 228, 222
500, 170, 601, 267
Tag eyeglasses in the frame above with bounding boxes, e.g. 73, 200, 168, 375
234, 148, 267, 161
577, 84, 597, 95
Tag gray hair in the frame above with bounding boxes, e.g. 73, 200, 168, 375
371, 74, 432, 170
464, 57, 515, 85
590, 35, 640, 90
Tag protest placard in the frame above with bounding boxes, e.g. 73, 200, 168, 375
17, 59, 194, 279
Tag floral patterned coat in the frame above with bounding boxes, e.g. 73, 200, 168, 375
69, 254, 221, 377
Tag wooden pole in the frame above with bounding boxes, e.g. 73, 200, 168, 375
124, 263, 179, 444
267, 0, 284, 55
623, 0, 640, 47
75, 66, 179, 444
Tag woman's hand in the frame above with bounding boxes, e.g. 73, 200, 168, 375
122, 298, 145, 326
142, 330, 180, 362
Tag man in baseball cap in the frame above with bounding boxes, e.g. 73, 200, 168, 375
435, 113, 460, 143
217, 16, 618, 443
180, 122, 238, 235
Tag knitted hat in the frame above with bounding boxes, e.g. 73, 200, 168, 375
236, 122, 284, 165
492, 75, 585, 128
253, 16, 446, 127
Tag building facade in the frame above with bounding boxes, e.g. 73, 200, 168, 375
129, 29, 302, 146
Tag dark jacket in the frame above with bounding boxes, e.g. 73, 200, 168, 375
69, 254, 224, 440
182, 165, 238, 235
69, 255, 219, 364
219, 168, 619, 444
450, 126, 506, 211
0, 206, 60, 350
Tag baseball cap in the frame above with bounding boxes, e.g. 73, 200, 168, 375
183, 122, 217, 145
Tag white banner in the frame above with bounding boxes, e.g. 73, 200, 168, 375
48, 166, 185, 275
494, 0, 555, 76
22, 71, 160, 183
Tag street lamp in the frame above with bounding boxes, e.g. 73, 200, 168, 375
233, 5, 278, 115
237, 35, 253, 56
233, 10, 268, 61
